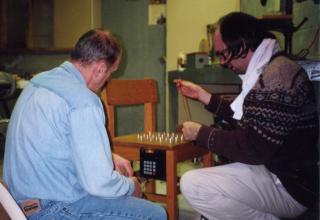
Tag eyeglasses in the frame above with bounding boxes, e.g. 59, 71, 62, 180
213, 48, 230, 61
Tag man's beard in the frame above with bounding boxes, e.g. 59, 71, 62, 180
220, 63, 244, 75
233, 69, 244, 75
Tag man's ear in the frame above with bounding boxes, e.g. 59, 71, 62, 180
96, 61, 107, 78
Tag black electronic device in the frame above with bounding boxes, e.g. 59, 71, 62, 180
186, 52, 209, 69
140, 148, 166, 180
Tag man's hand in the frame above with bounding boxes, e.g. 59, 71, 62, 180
130, 177, 143, 198
112, 153, 133, 177
182, 121, 202, 141
174, 79, 211, 105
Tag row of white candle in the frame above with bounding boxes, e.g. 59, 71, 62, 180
136, 132, 185, 144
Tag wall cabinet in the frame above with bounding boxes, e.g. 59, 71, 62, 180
0, 0, 101, 52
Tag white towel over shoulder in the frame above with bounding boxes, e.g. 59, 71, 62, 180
230, 39, 279, 120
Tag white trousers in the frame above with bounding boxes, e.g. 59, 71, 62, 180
180, 163, 306, 220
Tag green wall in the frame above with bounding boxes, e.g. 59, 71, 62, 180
0, 0, 166, 136
102, 0, 166, 135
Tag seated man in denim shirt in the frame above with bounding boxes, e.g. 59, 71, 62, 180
3, 29, 166, 220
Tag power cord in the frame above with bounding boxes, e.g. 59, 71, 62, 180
295, 25, 320, 59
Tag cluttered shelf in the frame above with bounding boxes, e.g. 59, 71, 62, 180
0, 48, 72, 55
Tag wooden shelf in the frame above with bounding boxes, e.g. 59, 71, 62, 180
0, 48, 72, 55
260, 14, 292, 20
149, 0, 166, 4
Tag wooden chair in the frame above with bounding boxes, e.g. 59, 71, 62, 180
101, 79, 157, 139
100, 79, 212, 220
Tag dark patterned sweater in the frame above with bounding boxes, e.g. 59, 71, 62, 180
196, 55, 319, 208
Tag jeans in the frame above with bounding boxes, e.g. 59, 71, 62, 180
27, 195, 167, 220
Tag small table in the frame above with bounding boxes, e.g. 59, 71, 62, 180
112, 133, 213, 220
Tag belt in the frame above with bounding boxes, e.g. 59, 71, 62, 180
20, 199, 41, 217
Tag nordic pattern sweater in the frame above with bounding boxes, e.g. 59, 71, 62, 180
196, 55, 319, 208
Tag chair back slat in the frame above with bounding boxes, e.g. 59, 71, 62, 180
106, 79, 158, 105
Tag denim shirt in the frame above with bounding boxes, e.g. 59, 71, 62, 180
3, 61, 134, 203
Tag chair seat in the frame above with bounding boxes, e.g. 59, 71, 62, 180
112, 133, 212, 162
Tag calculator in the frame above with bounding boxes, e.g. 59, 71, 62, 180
140, 148, 166, 180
